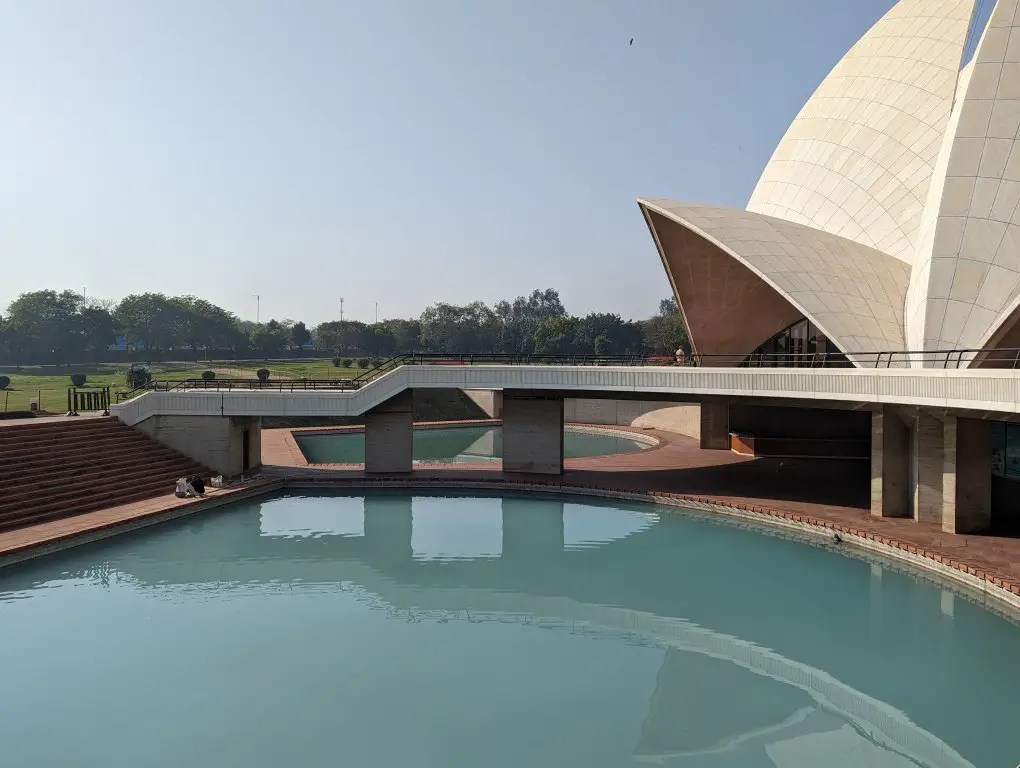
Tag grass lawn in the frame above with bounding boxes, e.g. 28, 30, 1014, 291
0, 359, 372, 414
239, 360, 365, 379
0, 364, 200, 414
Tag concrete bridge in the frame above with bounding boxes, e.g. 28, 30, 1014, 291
111, 364, 1020, 534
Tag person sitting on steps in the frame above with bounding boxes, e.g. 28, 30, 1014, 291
174, 475, 206, 498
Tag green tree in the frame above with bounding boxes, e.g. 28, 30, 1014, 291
290, 321, 312, 350
315, 320, 371, 354
381, 318, 421, 352
533, 315, 581, 355
78, 303, 119, 357
494, 288, 566, 354
574, 313, 643, 355
4, 290, 83, 365
115, 293, 179, 352
642, 296, 689, 355
363, 323, 396, 357
168, 296, 238, 358
419, 301, 500, 353
249, 320, 287, 358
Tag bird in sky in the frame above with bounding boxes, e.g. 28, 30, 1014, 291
629, 38, 634, 46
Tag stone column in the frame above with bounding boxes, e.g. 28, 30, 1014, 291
364, 391, 413, 474
913, 413, 944, 524
871, 406, 910, 518
502, 394, 564, 475
943, 416, 991, 534
699, 402, 729, 450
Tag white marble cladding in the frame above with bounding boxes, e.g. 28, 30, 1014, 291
747, 0, 975, 263
639, 200, 911, 358
908, 0, 1020, 353
109, 365, 1020, 423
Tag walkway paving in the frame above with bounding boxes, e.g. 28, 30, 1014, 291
0, 481, 280, 564
1, 423, 1018, 602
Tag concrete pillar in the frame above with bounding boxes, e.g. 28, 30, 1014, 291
699, 402, 729, 450
501, 497, 564, 561
502, 394, 563, 474
871, 406, 910, 518
363, 493, 413, 562
913, 413, 944, 524
364, 391, 413, 474
462, 389, 503, 419
134, 414, 261, 477
943, 416, 991, 534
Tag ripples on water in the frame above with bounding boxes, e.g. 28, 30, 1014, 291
1, 490, 1019, 767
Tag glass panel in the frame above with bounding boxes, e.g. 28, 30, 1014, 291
991, 421, 1006, 478
743, 318, 851, 368
1006, 423, 1020, 480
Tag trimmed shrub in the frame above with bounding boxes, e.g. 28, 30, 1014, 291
0, 376, 9, 390
331, 357, 342, 367
357, 358, 370, 369
340, 358, 353, 369
202, 370, 216, 381
0, 411, 34, 420
125, 367, 151, 389
70, 373, 87, 388
256, 368, 270, 382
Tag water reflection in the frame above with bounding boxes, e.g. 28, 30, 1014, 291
1, 491, 1018, 767
296, 426, 651, 464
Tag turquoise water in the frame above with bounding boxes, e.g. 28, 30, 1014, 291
2, 491, 1020, 767
296, 425, 651, 464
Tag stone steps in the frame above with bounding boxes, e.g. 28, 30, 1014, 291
0, 418, 209, 531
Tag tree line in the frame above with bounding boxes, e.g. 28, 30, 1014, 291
0, 288, 688, 365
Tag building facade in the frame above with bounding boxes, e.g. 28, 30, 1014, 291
640, 0, 1020, 369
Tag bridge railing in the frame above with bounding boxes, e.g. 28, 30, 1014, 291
112, 347, 1020, 401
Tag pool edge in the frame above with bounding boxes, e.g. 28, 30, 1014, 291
2, 476, 1019, 617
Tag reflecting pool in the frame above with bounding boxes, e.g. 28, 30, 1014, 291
296, 425, 652, 464
2, 491, 1019, 767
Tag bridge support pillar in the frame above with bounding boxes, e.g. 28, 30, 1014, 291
699, 402, 729, 450
912, 413, 944, 524
502, 393, 563, 475
134, 414, 261, 477
364, 391, 413, 474
871, 407, 910, 518
942, 416, 991, 534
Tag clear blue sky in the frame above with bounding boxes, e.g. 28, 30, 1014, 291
0, 0, 937, 325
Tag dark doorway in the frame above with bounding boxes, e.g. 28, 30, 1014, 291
242, 428, 251, 473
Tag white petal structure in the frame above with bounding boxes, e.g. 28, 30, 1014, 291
639, 201, 910, 365
748, 0, 976, 264
907, 0, 1020, 360
641, 0, 1020, 368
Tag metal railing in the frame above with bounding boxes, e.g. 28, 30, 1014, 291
110, 347, 1020, 401
67, 386, 111, 416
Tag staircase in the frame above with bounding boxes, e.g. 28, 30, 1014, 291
0, 417, 210, 532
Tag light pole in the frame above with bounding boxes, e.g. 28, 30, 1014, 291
253, 294, 260, 324
374, 302, 378, 324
